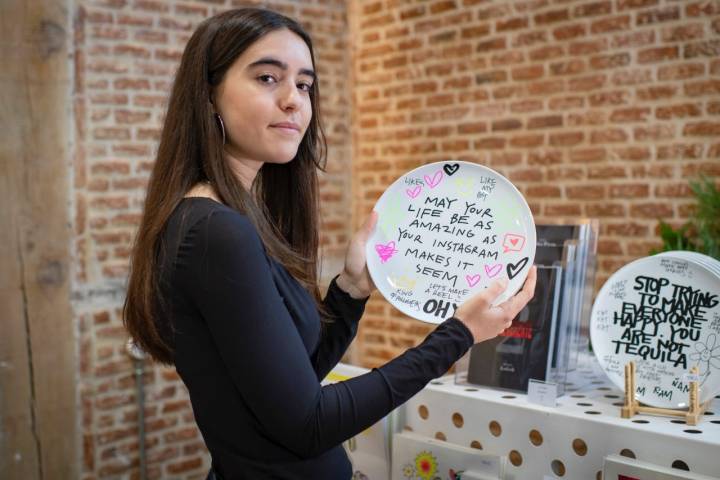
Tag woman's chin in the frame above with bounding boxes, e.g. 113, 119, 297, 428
265, 150, 299, 165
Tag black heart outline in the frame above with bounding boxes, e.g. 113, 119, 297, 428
443, 163, 460, 176
506, 257, 529, 280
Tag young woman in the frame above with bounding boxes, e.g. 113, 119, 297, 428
123, 8, 536, 480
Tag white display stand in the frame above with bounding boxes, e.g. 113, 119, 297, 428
405, 354, 720, 479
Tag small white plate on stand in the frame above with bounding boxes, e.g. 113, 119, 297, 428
590, 252, 720, 408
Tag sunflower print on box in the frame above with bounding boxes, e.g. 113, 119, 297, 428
401, 450, 465, 480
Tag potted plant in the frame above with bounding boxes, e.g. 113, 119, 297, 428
652, 176, 719, 260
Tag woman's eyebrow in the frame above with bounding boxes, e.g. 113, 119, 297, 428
247, 57, 316, 79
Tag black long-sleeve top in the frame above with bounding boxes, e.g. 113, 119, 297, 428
157, 198, 474, 479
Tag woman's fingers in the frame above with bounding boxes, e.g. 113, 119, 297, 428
357, 210, 378, 244
483, 277, 509, 305
345, 211, 378, 269
453, 266, 538, 344
520, 265, 537, 299
499, 266, 538, 318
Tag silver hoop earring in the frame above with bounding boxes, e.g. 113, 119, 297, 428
214, 113, 226, 145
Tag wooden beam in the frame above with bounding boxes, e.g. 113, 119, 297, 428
0, 1, 77, 478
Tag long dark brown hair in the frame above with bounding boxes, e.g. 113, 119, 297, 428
123, 8, 328, 365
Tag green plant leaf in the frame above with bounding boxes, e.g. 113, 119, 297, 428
653, 175, 720, 260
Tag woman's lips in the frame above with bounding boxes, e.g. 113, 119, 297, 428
270, 121, 300, 131
270, 125, 301, 136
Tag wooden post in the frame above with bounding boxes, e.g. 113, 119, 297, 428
0, 1, 77, 478
621, 362, 634, 418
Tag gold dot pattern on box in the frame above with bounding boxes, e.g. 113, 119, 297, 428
418, 404, 428, 420
509, 450, 522, 467
620, 448, 635, 459
470, 440, 482, 450
573, 438, 588, 456
529, 429, 543, 446
552, 459, 566, 477
489, 420, 502, 437
451, 412, 463, 428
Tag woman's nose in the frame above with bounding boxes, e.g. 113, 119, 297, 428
279, 83, 301, 111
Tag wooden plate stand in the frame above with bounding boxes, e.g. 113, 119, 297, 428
620, 361, 710, 426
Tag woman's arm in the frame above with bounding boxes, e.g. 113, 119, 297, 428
310, 212, 377, 379
179, 211, 473, 459
310, 275, 368, 380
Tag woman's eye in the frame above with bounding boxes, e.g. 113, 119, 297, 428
298, 82, 313, 92
258, 74, 276, 84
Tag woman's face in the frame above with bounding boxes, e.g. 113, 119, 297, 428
214, 28, 314, 167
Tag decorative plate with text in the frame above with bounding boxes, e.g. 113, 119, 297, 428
590, 252, 720, 409
366, 161, 535, 324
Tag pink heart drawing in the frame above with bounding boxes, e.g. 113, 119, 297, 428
466, 274, 481, 288
484, 263, 503, 278
510, 238, 518, 246
423, 170, 443, 189
406, 186, 422, 199
375, 241, 398, 263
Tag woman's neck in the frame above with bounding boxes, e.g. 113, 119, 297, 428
184, 151, 262, 201
224, 150, 263, 191
184, 182, 221, 203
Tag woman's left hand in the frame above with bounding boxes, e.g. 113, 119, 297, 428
336, 211, 378, 299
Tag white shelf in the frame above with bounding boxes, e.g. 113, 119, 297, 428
403, 354, 720, 479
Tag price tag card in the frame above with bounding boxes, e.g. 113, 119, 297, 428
528, 379, 558, 407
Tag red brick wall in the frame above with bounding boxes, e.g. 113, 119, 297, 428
72, 1, 350, 478
350, 0, 720, 368
70, 0, 719, 475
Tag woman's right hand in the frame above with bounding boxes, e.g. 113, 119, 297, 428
454, 266, 537, 344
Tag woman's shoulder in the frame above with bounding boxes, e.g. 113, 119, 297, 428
177, 196, 235, 219
172, 197, 262, 250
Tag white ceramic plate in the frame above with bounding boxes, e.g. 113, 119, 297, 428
657, 251, 720, 276
590, 254, 720, 408
366, 160, 536, 324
